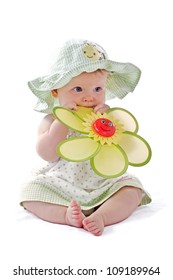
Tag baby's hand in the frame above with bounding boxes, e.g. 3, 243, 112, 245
63, 102, 77, 110
93, 104, 110, 114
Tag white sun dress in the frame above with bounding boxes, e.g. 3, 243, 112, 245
20, 130, 151, 211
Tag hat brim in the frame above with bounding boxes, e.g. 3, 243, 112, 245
28, 59, 141, 113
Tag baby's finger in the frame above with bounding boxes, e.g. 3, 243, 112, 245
94, 104, 110, 114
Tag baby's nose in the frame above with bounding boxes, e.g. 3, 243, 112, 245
83, 95, 94, 102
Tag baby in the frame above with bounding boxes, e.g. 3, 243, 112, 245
20, 40, 151, 236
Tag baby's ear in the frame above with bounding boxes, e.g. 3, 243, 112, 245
51, 89, 58, 98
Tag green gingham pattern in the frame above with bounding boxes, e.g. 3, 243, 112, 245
20, 177, 151, 211
28, 39, 141, 113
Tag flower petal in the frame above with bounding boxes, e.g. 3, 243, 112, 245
107, 107, 139, 133
73, 106, 93, 120
90, 144, 128, 178
56, 137, 100, 161
119, 132, 152, 166
53, 107, 87, 133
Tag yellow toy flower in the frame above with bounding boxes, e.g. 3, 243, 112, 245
53, 106, 151, 178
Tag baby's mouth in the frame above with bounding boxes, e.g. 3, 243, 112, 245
78, 103, 94, 108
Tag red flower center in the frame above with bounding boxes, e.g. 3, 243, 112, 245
93, 118, 116, 137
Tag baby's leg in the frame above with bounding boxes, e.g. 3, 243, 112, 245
23, 200, 85, 228
82, 186, 142, 236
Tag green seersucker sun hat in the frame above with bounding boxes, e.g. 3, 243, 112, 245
28, 39, 141, 113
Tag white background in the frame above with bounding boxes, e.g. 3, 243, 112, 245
1, 0, 173, 279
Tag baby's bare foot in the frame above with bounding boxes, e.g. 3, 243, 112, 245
82, 213, 104, 236
66, 200, 85, 228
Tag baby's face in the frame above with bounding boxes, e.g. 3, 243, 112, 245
57, 71, 107, 108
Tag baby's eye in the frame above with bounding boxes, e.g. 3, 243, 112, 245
95, 87, 102, 93
73, 87, 82, 92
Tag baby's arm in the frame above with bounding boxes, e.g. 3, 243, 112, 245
36, 114, 69, 161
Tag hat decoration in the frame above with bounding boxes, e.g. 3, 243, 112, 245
53, 106, 152, 178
